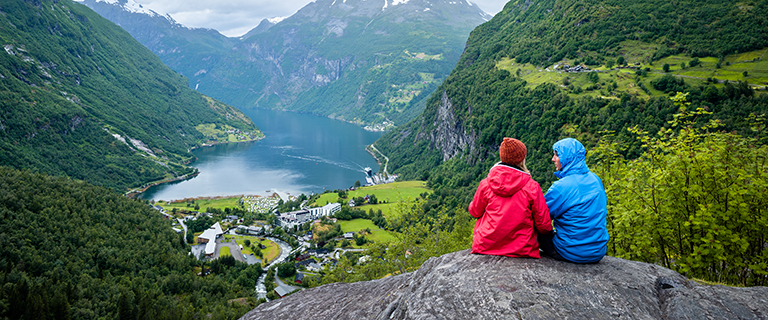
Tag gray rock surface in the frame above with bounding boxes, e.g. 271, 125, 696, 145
240, 250, 768, 319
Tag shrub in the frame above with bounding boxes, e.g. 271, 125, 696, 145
591, 93, 768, 286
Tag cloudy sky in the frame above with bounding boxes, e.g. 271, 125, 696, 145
131, 0, 510, 37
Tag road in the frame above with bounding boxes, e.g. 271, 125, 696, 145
369, 144, 390, 176
177, 218, 187, 240
332, 248, 366, 259
274, 271, 300, 296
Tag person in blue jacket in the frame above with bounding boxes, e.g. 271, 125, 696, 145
539, 138, 609, 263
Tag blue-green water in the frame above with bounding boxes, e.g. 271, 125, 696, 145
140, 109, 383, 201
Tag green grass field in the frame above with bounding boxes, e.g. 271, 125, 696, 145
222, 235, 280, 265
313, 181, 430, 219
496, 46, 768, 99
338, 219, 398, 247
261, 240, 280, 265
219, 246, 231, 257
156, 196, 244, 212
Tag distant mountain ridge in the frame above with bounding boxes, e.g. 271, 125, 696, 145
0, 0, 262, 190
82, 0, 491, 127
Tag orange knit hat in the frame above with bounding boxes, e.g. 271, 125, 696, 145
500, 137, 526, 165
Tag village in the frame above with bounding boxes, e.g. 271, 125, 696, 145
152, 177, 425, 301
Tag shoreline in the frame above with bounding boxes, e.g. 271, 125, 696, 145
188, 135, 265, 152
125, 170, 200, 199
160, 193, 279, 204
129, 136, 267, 199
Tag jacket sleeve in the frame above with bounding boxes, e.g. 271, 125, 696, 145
532, 183, 553, 234
468, 179, 488, 218
545, 181, 567, 220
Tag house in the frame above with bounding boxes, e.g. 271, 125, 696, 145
307, 248, 331, 257
344, 232, 355, 239
274, 287, 291, 298
278, 209, 313, 229
294, 272, 304, 284
295, 258, 317, 269
238, 224, 263, 235
307, 263, 322, 272
197, 222, 224, 257
348, 199, 356, 207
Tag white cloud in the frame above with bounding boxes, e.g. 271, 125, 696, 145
123, 0, 508, 37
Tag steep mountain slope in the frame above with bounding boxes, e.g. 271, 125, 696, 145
0, 167, 261, 319
83, 0, 491, 127
0, 0, 262, 191
375, 0, 768, 190
78, 0, 236, 88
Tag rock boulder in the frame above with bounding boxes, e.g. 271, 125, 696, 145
240, 250, 768, 319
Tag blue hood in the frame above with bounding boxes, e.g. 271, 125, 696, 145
553, 138, 589, 179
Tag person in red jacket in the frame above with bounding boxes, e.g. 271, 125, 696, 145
469, 138, 553, 258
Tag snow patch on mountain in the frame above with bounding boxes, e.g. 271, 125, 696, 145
383, 0, 411, 10
74, 0, 158, 16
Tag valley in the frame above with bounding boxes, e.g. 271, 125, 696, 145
81, 0, 491, 127
3, 0, 768, 319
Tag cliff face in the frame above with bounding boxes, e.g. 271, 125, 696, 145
241, 250, 768, 319
429, 91, 476, 162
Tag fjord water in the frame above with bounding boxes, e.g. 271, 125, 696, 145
140, 109, 383, 201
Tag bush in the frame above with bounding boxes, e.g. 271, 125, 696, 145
689, 58, 701, 67
277, 262, 296, 278
591, 93, 768, 286
651, 74, 688, 93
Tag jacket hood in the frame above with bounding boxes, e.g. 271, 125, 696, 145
487, 163, 530, 197
553, 138, 590, 179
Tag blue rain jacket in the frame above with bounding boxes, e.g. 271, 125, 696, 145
545, 138, 609, 263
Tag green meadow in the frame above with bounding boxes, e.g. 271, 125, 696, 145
338, 219, 398, 247
496, 46, 768, 100
156, 196, 244, 212
313, 181, 430, 219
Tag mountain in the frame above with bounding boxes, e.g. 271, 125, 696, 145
240, 250, 768, 319
375, 0, 768, 186
77, 0, 236, 90
82, 0, 492, 128
0, 0, 262, 191
240, 17, 283, 39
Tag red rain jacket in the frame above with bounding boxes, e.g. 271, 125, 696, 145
469, 163, 552, 258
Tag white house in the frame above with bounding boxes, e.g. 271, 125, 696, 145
198, 222, 224, 256
307, 202, 341, 219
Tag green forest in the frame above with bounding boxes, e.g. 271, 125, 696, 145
0, 167, 262, 319
0, 0, 262, 191
368, 0, 768, 287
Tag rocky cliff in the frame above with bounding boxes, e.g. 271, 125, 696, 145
240, 250, 768, 319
